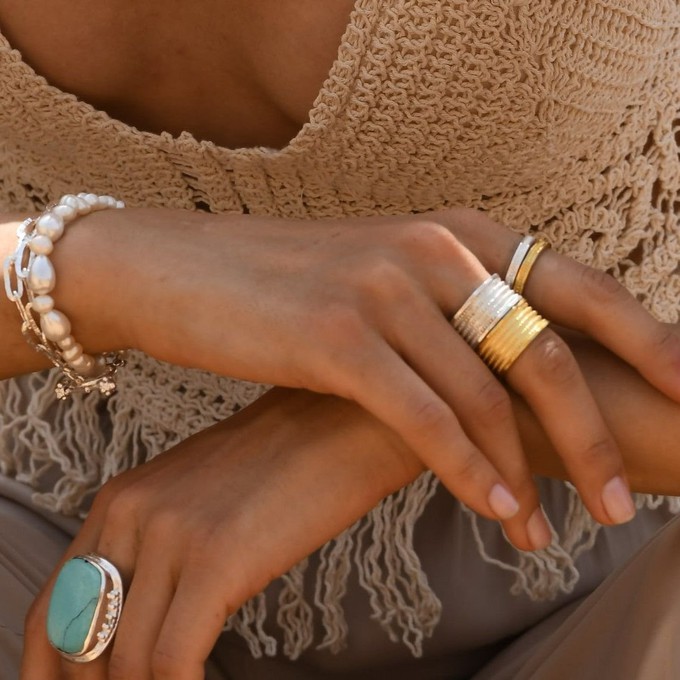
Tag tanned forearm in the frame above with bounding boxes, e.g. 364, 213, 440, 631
4, 209, 680, 499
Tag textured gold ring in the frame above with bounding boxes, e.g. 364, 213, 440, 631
511, 238, 551, 295
477, 299, 549, 374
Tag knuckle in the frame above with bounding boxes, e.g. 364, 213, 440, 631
411, 398, 452, 436
471, 379, 512, 426
152, 644, 190, 678
399, 220, 462, 258
653, 324, 680, 363
357, 256, 406, 291
579, 266, 627, 306
417, 220, 454, 245
90, 476, 123, 515
103, 484, 145, 526
532, 333, 579, 385
349, 255, 417, 310
450, 447, 485, 485
91, 475, 145, 525
579, 437, 618, 468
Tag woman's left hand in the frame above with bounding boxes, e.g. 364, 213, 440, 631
21, 325, 680, 679
21, 387, 423, 680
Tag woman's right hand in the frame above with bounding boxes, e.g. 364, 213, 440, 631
23, 336, 680, 679
21, 386, 424, 680
48, 206, 680, 549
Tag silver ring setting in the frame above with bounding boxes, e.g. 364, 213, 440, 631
46, 553, 124, 663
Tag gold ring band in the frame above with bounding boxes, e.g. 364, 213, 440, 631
477, 299, 549, 373
512, 238, 551, 294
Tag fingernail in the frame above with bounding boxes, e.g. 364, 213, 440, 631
602, 476, 636, 524
527, 507, 552, 550
488, 484, 520, 519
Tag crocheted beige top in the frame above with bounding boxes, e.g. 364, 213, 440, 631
1, 0, 679, 661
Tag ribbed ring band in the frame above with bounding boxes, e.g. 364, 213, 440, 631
47, 554, 124, 663
512, 238, 551, 295
452, 275, 501, 330
452, 275, 522, 348
477, 299, 549, 373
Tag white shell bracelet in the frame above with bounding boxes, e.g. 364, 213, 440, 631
3, 193, 126, 399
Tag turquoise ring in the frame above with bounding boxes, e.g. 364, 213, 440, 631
46, 554, 124, 662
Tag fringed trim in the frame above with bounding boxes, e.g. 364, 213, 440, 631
313, 526, 357, 654
462, 505, 581, 602
3, 365, 680, 661
222, 473, 441, 660
354, 472, 441, 655
279, 559, 314, 659
463, 483, 680, 603
224, 593, 277, 659
0, 369, 152, 515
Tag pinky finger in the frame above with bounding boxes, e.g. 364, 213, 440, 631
341, 341, 521, 522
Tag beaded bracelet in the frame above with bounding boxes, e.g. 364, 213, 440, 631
3, 193, 126, 399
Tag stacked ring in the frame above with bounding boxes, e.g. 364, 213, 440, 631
46, 554, 124, 663
477, 299, 549, 373
453, 275, 548, 374
504, 235, 535, 288
505, 236, 551, 294
452, 274, 522, 348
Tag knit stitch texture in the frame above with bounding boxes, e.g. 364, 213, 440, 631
0, 0, 679, 658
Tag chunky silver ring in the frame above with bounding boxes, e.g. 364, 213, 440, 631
46, 553, 124, 663
452, 274, 522, 348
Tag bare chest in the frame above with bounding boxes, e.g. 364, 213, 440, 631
0, 0, 356, 149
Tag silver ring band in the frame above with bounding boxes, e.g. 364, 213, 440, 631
504, 235, 535, 289
47, 553, 124, 663
452, 275, 523, 348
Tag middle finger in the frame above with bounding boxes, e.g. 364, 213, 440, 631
385, 296, 552, 551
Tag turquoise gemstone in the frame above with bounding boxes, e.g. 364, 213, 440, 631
46, 557, 103, 655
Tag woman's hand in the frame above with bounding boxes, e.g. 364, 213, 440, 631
21, 387, 424, 680
40, 206, 680, 547
21, 324, 680, 680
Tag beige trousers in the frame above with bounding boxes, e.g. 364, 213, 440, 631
1, 476, 678, 680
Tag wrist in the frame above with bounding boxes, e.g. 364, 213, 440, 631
3, 196, 127, 396
48, 206, 143, 355
258, 388, 425, 503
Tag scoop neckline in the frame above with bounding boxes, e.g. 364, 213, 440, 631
0, 0, 374, 159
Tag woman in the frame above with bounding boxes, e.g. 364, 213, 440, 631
0, 0, 679, 677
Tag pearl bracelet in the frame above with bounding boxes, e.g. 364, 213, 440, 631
3, 193, 126, 399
